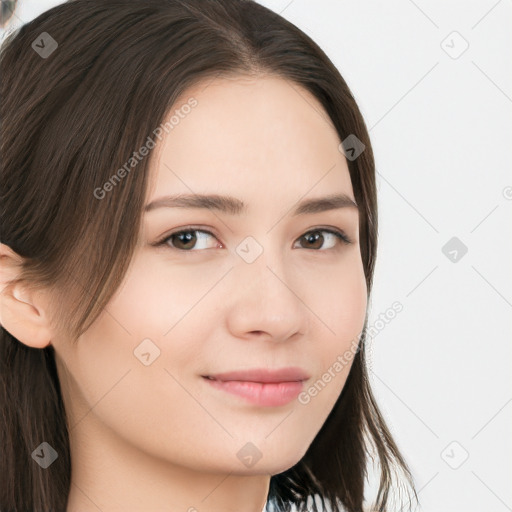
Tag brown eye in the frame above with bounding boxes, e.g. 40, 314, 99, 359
162, 229, 220, 251
169, 230, 196, 250
294, 229, 351, 250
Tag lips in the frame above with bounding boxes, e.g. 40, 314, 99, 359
202, 367, 310, 407
203, 367, 310, 383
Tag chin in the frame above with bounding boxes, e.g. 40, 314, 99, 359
250, 450, 306, 476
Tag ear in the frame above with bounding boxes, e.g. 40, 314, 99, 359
0, 243, 52, 348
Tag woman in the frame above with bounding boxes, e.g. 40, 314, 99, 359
0, 1, 417, 510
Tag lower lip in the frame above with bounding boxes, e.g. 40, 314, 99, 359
203, 377, 304, 407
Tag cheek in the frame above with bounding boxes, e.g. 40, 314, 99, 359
108, 250, 230, 340
58, 253, 218, 425
57, 295, 206, 466
305, 252, 368, 344
298, 255, 367, 407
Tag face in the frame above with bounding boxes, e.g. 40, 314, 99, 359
52, 75, 367, 477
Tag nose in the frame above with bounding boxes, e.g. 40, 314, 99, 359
224, 249, 310, 343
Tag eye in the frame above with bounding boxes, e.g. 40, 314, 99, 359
155, 227, 352, 252
293, 228, 352, 250
158, 228, 222, 251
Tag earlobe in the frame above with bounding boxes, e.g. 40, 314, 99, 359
0, 243, 52, 349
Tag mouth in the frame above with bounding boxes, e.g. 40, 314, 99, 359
201, 367, 310, 407
203, 367, 310, 383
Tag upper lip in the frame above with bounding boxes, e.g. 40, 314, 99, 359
203, 367, 310, 383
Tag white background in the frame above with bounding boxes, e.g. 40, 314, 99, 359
2, 1, 511, 511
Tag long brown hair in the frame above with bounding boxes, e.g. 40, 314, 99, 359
0, 1, 417, 510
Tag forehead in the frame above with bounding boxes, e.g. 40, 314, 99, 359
148, 75, 354, 206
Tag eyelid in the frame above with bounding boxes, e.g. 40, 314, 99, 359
153, 225, 353, 251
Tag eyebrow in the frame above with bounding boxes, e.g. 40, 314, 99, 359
144, 192, 358, 216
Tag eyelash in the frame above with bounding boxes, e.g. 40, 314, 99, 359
154, 226, 352, 253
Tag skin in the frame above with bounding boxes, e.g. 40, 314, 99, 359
0, 75, 367, 511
